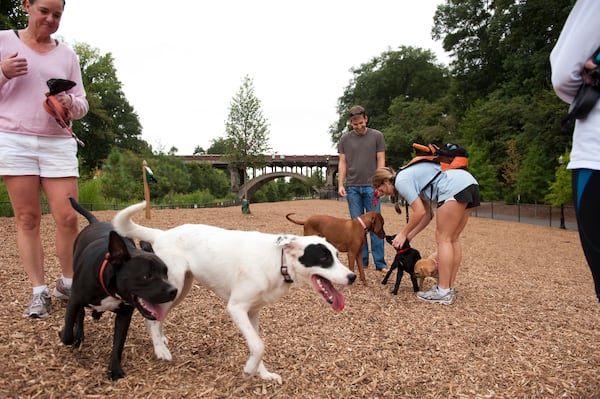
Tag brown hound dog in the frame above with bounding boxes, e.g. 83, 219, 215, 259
285, 212, 385, 285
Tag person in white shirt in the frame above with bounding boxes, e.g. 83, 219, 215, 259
550, 0, 600, 303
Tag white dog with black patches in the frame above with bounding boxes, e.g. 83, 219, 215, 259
112, 202, 356, 383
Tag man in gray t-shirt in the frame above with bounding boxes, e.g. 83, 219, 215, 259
337, 105, 387, 271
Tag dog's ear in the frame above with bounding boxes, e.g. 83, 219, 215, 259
108, 231, 132, 267
275, 235, 292, 246
385, 234, 396, 245
139, 240, 154, 253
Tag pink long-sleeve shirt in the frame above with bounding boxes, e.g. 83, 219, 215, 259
0, 30, 88, 138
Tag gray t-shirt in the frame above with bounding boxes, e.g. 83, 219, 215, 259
338, 128, 386, 186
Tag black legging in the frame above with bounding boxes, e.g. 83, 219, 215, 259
572, 169, 600, 303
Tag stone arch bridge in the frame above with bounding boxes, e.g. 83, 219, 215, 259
182, 154, 339, 199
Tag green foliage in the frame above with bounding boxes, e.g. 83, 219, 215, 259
72, 43, 151, 174
78, 177, 109, 207
207, 137, 232, 154
193, 146, 205, 155
385, 96, 458, 168
151, 155, 191, 203
466, 144, 501, 201
432, 0, 501, 111
516, 147, 552, 203
99, 148, 142, 203
186, 162, 230, 198
0, 179, 12, 216
306, 168, 326, 189
545, 150, 572, 206
1, 0, 27, 30
253, 179, 293, 203
287, 178, 312, 198
167, 190, 216, 206
330, 46, 449, 143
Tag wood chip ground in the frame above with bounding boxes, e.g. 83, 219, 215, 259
1, 200, 598, 398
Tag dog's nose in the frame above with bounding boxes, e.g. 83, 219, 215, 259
347, 273, 357, 285
167, 287, 178, 301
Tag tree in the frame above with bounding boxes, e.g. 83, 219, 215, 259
432, 0, 574, 113
207, 137, 231, 154
545, 150, 572, 206
330, 46, 449, 145
73, 43, 151, 174
1, 0, 27, 30
193, 146, 205, 155
432, 0, 501, 111
502, 139, 521, 199
99, 148, 142, 204
384, 96, 458, 168
186, 162, 230, 198
224, 75, 271, 185
152, 154, 191, 204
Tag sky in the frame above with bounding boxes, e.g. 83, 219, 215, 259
57, 1, 448, 156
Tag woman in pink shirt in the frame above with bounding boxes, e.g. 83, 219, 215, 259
0, 0, 88, 318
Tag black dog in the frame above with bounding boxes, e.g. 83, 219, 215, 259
59, 198, 177, 380
381, 235, 422, 295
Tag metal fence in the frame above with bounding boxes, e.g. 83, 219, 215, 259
0, 199, 578, 231
472, 201, 577, 230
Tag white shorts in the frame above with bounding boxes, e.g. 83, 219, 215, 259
0, 131, 79, 177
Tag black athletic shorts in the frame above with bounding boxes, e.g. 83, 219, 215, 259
438, 184, 480, 209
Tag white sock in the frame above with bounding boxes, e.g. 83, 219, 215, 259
437, 287, 450, 296
61, 276, 73, 288
33, 285, 48, 295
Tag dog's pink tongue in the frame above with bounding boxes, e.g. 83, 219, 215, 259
330, 289, 346, 312
312, 275, 346, 312
146, 303, 165, 321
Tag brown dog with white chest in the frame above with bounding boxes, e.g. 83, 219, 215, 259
285, 212, 385, 285
413, 251, 439, 288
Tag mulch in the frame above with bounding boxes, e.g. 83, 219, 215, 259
0, 199, 599, 399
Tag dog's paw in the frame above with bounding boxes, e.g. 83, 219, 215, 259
108, 367, 125, 381
259, 371, 282, 384
154, 343, 172, 361
249, 362, 282, 384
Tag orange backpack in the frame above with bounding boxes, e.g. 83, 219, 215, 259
400, 143, 469, 172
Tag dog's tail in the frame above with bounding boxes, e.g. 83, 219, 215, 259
112, 201, 162, 243
285, 213, 305, 226
69, 197, 98, 224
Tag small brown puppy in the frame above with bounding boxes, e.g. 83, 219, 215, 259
286, 212, 385, 285
413, 251, 439, 288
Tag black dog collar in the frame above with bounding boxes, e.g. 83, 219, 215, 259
280, 249, 294, 283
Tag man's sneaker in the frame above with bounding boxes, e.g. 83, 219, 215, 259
416, 286, 454, 305
52, 278, 70, 301
23, 291, 51, 319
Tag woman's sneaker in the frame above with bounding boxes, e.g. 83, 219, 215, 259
23, 291, 52, 319
416, 286, 454, 305
449, 288, 457, 304
52, 278, 71, 301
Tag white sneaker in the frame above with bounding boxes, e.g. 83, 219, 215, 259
416, 286, 454, 305
23, 291, 52, 318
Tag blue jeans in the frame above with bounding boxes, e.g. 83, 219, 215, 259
345, 185, 386, 269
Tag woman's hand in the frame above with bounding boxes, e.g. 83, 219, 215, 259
0, 52, 28, 79
392, 233, 407, 249
55, 92, 73, 109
